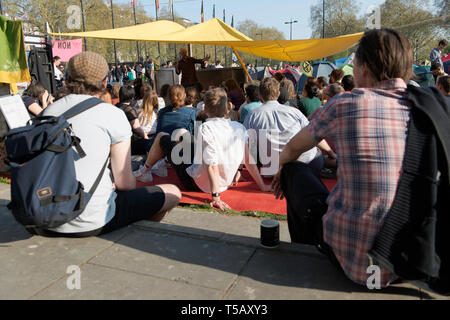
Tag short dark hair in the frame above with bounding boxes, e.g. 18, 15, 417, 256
185, 87, 198, 105
355, 28, 413, 82
278, 87, 290, 104
119, 85, 135, 103
24, 81, 46, 100
304, 82, 320, 99
245, 85, 260, 102
160, 84, 171, 97
431, 62, 443, 71
439, 39, 448, 47
329, 69, 345, 83
317, 76, 328, 87
53, 56, 61, 62
437, 75, 450, 95
341, 75, 355, 91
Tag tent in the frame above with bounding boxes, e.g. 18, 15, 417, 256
269, 67, 302, 85
51, 18, 363, 63
339, 64, 354, 76
297, 61, 336, 94
334, 57, 347, 68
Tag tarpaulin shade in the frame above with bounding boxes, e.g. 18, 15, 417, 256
51, 20, 186, 41
51, 18, 364, 62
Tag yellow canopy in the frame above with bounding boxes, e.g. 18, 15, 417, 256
51, 18, 363, 61
228, 33, 363, 62
50, 20, 186, 41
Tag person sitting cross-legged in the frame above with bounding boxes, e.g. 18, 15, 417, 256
37, 52, 181, 238
134, 88, 272, 210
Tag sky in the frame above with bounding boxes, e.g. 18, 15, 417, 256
118, 0, 389, 39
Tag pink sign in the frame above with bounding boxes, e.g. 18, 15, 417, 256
52, 39, 83, 62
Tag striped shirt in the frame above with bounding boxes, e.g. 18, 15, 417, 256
307, 79, 411, 286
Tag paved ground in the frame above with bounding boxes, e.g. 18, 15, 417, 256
0, 183, 446, 300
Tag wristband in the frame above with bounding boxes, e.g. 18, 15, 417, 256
211, 192, 220, 198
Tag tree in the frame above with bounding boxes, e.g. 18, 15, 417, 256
236, 19, 286, 67
380, 0, 443, 63
310, 0, 364, 39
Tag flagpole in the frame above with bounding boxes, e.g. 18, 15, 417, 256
80, 0, 87, 51
132, 1, 140, 62
155, 0, 161, 62
223, 9, 226, 67
201, 0, 205, 58
213, 4, 217, 63
172, 0, 176, 62
111, 0, 118, 65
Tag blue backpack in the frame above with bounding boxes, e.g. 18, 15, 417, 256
5, 97, 108, 230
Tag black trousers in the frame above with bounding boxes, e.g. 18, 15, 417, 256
159, 134, 200, 191
28, 186, 166, 238
280, 162, 343, 271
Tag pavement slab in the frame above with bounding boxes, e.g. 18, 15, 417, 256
224, 249, 422, 300
31, 263, 223, 300
0, 183, 448, 300
88, 229, 255, 291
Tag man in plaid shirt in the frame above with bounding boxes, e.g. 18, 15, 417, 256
272, 29, 414, 287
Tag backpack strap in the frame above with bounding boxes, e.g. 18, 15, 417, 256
62, 97, 104, 120
88, 156, 109, 195
62, 97, 110, 195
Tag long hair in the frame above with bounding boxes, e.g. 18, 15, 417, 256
139, 90, 159, 126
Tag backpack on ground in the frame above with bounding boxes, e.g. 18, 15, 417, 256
5, 97, 108, 230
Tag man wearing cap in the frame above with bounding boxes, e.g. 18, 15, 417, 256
38, 52, 181, 238
175, 48, 210, 88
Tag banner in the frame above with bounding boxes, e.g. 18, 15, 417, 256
0, 14, 31, 84
52, 39, 83, 62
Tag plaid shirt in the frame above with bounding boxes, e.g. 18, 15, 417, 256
307, 79, 411, 286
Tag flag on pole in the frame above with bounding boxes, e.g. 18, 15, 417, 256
131, 0, 135, 6
169, 0, 173, 15
213, 4, 215, 18
201, 0, 204, 23
231, 15, 234, 27
0, 15, 31, 84
155, 0, 160, 11
223, 9, 225, 22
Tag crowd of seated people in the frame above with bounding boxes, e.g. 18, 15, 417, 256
18, 30, 449, 292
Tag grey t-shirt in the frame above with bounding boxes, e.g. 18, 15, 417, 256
42, 94, 132, 233
244, 100, 321, 172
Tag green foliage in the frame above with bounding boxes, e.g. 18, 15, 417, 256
180, 204, 287, 221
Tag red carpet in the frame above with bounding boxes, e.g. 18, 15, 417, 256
137, 168, 337, 215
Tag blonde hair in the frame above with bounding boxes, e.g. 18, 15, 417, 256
139, 90, 159, 126
99, 90, 112, 104
112, 84, 121, 99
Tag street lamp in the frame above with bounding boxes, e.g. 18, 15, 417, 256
284, 19, 298, 40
